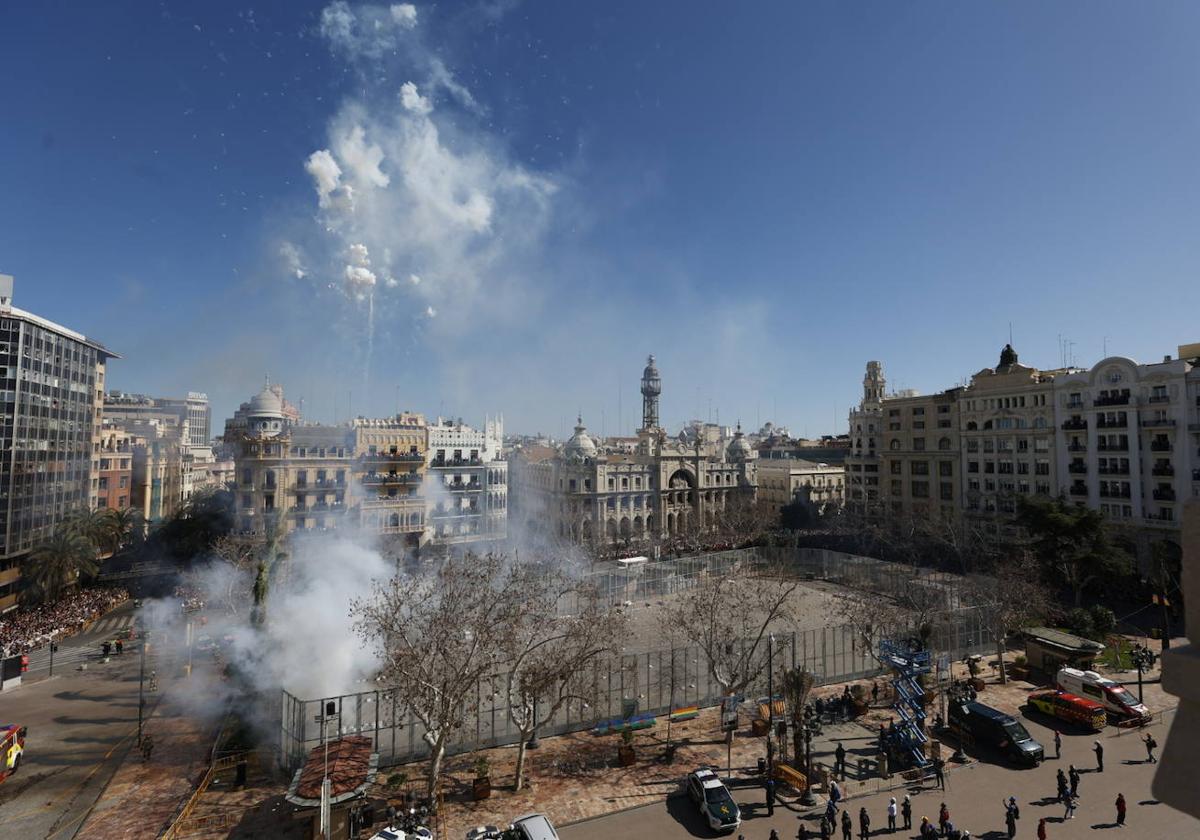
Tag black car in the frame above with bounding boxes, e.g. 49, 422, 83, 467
948, 700, 1043, 766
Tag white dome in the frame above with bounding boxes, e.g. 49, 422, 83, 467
727, 426, 752, 462
563, 417, 597, 461
248, 385, 284, 418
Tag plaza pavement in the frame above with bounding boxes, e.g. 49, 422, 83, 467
560, 707, 1197, 840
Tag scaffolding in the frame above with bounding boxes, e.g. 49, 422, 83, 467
879, 638, 931, 769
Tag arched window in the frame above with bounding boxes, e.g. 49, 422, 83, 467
938, 437, 952, 451
966, 421, 978, 431
983, 420, 993, 430
890, 439, 901, 450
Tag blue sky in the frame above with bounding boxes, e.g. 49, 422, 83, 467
2, 2, 1198, 439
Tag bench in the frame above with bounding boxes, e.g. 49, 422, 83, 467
669, 706, 699, 723
592, 713, 657, 736
773, 763, 808, 794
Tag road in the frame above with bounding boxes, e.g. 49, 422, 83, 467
20, 602, 138, 678
0, 617, 156, 840
561, 709, 1199, 840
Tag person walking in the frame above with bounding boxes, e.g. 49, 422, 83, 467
819, 816, 832, 840
766, 776, 776, 816
901, 795, 912, 830
872, 681, 880, 705
1143, 733, 1157, 764
858, 807, 870, 840
140, 734, 154, 762
1053, 729, 1062, 759
887, 797, 897, 832
1004, 797, 1019, 839
938, 802, 950, 836
1062, 792, 1077, 821
1056, 768, 1068, 803
830, 779, 842, 811
115, 638, 123, 655
1093, 740, 1104, 773
933, 757, 946, 790
1069, 764, 1080, 798
841, 809, 852, 840
1037, 817, 1047, 840
1115, 793, 1126, 827
835, 742, 847, 777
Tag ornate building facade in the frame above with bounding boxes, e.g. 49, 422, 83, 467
508, 356, 758, 548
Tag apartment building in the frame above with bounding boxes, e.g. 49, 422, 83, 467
1053, 346, 1200, 535
426, 416, 507, 545
756, 458, 845, 520
96, 427, 135, 511
879, 388, 963, 522
0, 275, 118, 612
960, 345, 1059, 530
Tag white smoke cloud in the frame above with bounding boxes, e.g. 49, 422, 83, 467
296, 3, 561, 334
304, 149, 343, 207
390, 3, 418, 27
279, 241, 307, 279
399, 81, 432, 115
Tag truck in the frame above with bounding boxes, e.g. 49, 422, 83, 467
948, 700, 1043, 766
1, 724, 27, 783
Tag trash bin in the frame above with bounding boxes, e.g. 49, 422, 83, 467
757, 757, 767, 774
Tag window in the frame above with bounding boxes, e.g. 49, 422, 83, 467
890, 461, 902, 475
968, 461, 979, 473
911, 461, 929, 476
911, 481, 929, 498
913, 438, 925, 451
938, 461, 953, 477
938, 437, 951, 451
940, 482, 954, 501
890, 439, 901, 450
98, 477, 108, 490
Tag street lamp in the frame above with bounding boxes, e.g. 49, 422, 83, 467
799, 705, 820, 807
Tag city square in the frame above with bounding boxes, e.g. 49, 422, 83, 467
3, 3, 1200, 840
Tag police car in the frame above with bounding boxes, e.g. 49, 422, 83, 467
685, 768, 741, 833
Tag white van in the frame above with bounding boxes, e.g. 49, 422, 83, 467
1054, 668, 1150, 721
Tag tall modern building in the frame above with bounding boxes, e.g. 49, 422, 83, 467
104, 391, 210, 451
0, 275, 118, 612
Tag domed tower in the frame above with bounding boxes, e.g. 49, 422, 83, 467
563, 416, 598, 462
998, 343, 1019, 371
247, 384, 285, 438
640, 354, 661, 431
863, 360, 886, 409
727, 422, 752, 463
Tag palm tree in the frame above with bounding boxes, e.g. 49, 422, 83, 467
23, 529, 98, 604
107, 507, 141, 550
66, 508, 122, 557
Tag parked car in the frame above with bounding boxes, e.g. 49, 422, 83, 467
465, 827, 504, 840
1027, 688, 1107, 731
369, 828, 432, 840
1054, 667, 1150, 722
685, 768, 741, 833
948, 700, 1043, 766
511, 813, 559, 840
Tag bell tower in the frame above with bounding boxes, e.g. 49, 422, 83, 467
863, 360, 886, 409
640, 354, 661, 431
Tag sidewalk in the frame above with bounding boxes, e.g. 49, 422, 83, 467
77, 675, 214, 840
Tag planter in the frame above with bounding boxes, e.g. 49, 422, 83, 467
751, 718, 771, 736
472, 777, 492, 800
617, 745, 636, 766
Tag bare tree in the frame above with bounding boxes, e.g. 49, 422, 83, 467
353, 553, 526, 803
206, 533, 263, 615
716, 494, 773, 546
836, 591, 905, 669
965, 553, 1054, 684
659, 559, 801, 697
503, 576, 628, 790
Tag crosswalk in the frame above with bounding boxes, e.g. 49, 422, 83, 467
20, 610, 137, 675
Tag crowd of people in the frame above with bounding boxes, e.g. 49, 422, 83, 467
0, 586, 129, 656
173, 584, 205, 613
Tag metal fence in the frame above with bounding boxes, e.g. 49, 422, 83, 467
278, 547, 993, 772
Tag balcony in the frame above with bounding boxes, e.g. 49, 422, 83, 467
1068, 485, 1088, 497
361, 472, 421, 486
313, 478, 345, 488
1153, 488, 1176, 502
430, 457, 484, 468
1067, 463, 1087, 474
1096, 417, 1126, 429
1145, 513, 1175, 526
1068, 444, 1087, 453
1152, 465, 1175, 477
1150, 441, 1172, 452
1061, 419, 1087, 431
1094, 394, 1131, 407
360, 451, 423, 463
445, 480, 483, 492
1098, 466, 1129, 476
1148, 394, 1170, 404
1142, 418, 1176, 429
1097, 442, 1129, 452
